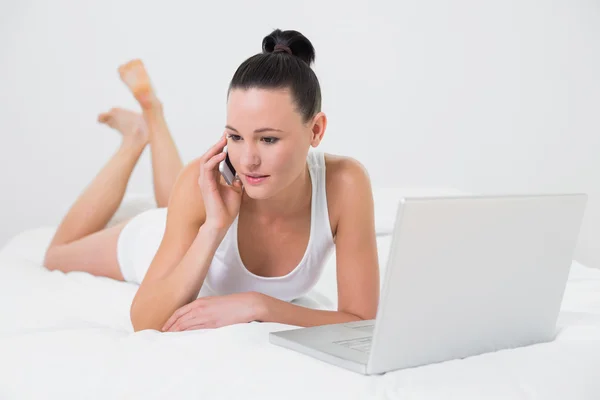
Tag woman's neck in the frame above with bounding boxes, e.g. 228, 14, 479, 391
242, 164, 312, 220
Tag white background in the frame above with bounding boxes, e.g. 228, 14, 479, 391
1, 0, 599, 268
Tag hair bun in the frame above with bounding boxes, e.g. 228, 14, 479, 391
262, 29, 316, 66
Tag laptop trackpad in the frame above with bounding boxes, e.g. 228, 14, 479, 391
270, 322, 373, 366
333, 336, 372, 353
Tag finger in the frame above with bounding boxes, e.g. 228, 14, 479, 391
187, 319, 221, 330
182, 318, 219, 331
168, 312, 198, 332
232, 177, 244, 192
162, 314, 180, 332
199, 152, 227, 184
202, 151, 227, 172
172, 315, 206, 332
201, 136, 227, 162
219, 175, 227, 186
162, 307, 187, 331
163, 314, 181, 332
174, 318, 206, 332
182, 323, 209, 331
162, 303, 195, 331
163, 298, 210, 331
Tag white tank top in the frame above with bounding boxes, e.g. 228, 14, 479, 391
203, 151, 335, 302
117, 151, 335, 301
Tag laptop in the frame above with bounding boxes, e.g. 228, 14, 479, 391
269, 193, 587, 375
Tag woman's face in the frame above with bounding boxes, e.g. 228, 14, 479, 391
225, 88, 323, 200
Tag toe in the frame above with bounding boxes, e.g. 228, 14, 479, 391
98, 112, 112, 124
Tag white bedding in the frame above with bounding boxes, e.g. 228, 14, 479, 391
1, 223, 600, 399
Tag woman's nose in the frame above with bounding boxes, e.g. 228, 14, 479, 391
240, 144, 260, 168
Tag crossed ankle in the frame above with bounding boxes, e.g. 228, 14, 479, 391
120, 137, 148, 152
139, 96, 163, 112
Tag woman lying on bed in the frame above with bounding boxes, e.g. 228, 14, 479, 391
43, 29, 380, 332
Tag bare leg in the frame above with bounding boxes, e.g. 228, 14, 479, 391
44, 221, 129, 280
44, 133, 147, 281
48, 139, 147, 249
118, 59, 184, 207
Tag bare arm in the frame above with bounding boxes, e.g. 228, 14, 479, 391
130, 158, 218, 331
331, 159, 380, 320
130, 132, 243, 332
255, 293, 363, 326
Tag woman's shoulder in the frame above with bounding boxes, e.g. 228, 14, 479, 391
174, 156, 204, 195
165, 156, 205, 226
183, 156, 204, 176
323, 153, 371, 188
323, 153, 373, 235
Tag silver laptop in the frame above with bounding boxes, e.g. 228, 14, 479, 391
269, 193, 587, 375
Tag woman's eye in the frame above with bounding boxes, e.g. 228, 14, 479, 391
262, 137, 279, 144
228, 134, 242, 141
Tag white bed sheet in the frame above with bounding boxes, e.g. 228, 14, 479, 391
1, 226, 600, 399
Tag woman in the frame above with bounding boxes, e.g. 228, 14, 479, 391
43, 29, 380, 332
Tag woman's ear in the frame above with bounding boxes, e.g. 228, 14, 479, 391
309, 112, 327, 147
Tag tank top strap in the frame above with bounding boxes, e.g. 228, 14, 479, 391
307, 151, 335, 245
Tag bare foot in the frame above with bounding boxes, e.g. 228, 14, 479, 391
118, 59, 159, 109
98, 108, 149, 149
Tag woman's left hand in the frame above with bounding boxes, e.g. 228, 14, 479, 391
162, 292, 263, 332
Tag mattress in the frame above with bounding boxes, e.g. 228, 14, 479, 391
1, 224, 599, 399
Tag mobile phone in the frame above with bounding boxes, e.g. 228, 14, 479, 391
218, 145, 237, 185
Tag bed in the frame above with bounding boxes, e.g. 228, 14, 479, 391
1, 191, 599, 399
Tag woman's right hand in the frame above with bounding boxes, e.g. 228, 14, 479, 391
197, 136, 244, 231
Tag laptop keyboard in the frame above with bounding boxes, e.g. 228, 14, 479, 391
346, 324, 375, 334
333, 336, 372, 353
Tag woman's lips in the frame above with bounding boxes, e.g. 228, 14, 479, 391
244, 174, 269, 185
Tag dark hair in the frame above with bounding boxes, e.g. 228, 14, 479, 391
228, 29, 321, 123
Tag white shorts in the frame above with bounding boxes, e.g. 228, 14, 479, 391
117, 207, 168, 284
